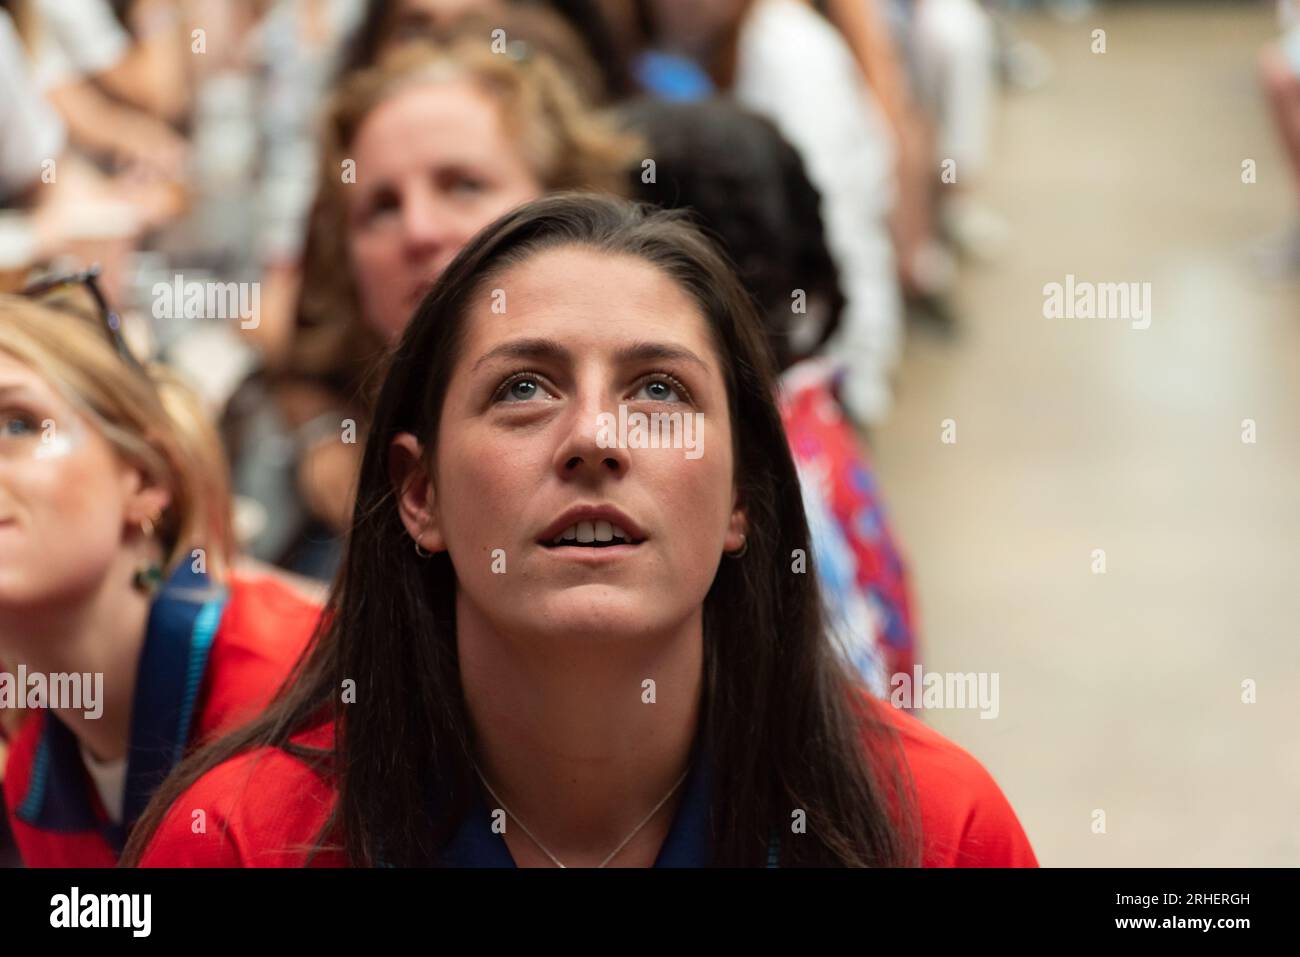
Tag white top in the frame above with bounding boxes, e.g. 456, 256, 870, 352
733, 0, 896, 217
0, 10, 65, 200
80, 743, 127, 825
732, 0, 902, 423
30, 0, 130, 90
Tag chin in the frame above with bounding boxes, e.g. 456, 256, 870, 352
0, 549, 30, 591
528, 587, 671, 641
0, 574, 45, 611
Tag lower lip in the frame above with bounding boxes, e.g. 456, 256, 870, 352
539, 543, 642, 562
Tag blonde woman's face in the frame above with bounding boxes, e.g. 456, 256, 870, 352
346, 79, 545, 343
0, 351, 148, 608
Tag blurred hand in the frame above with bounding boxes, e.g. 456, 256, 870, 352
113, 116, 190, 181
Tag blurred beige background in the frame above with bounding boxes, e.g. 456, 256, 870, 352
873, 2, 1300, 866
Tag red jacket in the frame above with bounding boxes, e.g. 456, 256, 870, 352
3, 566, 320, 866
139, 695, 1037, 867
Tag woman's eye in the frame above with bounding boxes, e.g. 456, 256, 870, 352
441, 168, 489, 196
362, 191, 400, 223
508, 379, 538, 401
451, 176, 486, 195
634, 377, 685, 403
496, 373, 550, 403
0, 415, 36, 438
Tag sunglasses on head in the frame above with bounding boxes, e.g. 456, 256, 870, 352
18, 265, 148, 376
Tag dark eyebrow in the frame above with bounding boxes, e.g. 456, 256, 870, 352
471, 338, 571, 373
612, 341, 710, 373
470, 338, 710, 374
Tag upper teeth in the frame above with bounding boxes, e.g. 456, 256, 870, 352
553, 520, 631, 544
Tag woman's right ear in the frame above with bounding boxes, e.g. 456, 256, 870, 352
389, 432, 446, 553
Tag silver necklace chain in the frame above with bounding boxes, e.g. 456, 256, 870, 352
473, 763, 690, 868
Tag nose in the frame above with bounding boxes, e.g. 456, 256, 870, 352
551, 379, 631, 482
400, 183, 459, 262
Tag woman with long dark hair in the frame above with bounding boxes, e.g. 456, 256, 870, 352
127, 194, 1035, 867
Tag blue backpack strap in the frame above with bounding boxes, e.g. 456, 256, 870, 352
117, 561, 227, 844
13, 713, 89, 829
14, 559, 227, 852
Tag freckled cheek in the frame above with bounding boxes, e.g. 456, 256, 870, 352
644, 446, 736, 563
438, 431, 547, 552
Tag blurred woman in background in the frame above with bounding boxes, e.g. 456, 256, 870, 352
224, 30, 639, 579
635, 0, 903, 427
0, 288, 320, 866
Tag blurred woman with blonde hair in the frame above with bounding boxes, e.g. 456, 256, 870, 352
224, 27, 640, 579
0, 282, 320, 866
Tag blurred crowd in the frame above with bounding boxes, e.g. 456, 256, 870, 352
0, 0, 1085, 865
0, 0, 1045, 586
0, 0, 1075, 750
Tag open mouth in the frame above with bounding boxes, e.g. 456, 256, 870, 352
542, 520, 643, 549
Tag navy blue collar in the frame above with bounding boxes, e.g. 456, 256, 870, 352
14, 560, 228, 851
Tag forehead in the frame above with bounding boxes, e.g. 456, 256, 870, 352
0, 349, 65, 403
463, 246, 718, 361
352, 78, 511, 177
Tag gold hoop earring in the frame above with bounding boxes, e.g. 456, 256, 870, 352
414, 540, 432, 559
727, 533, 748, 559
